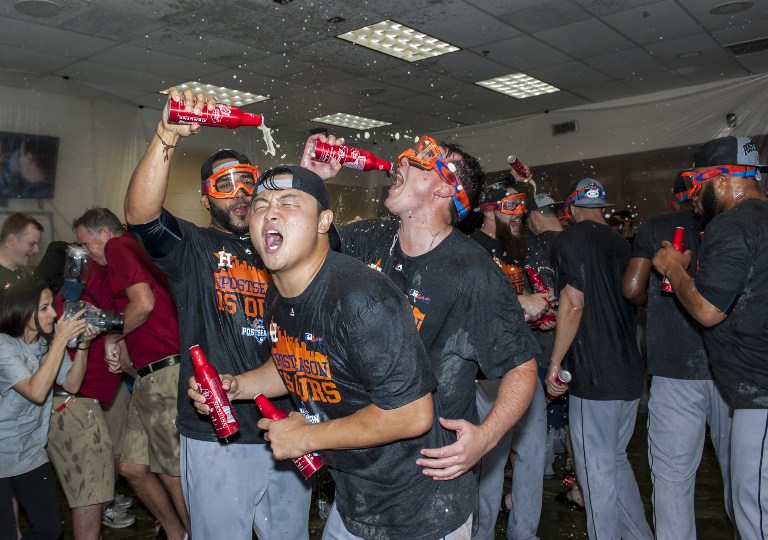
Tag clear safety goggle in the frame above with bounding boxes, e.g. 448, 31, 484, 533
201, 164, 260, 199
398, 136, 471, 219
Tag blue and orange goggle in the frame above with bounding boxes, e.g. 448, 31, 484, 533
201, 164, 260, 199
673, 165, 758, 203
563, 183, 606, 220
398, 136, 471, 219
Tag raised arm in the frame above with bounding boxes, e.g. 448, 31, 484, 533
125, 90, 215, 225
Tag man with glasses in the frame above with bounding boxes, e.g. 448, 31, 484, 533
623, 172, 733, 540
652, 136, 768, 539
124, 91, 311, 539
469, 181, 550, 540
301, 134, 539, 491
546, 178, 652, 540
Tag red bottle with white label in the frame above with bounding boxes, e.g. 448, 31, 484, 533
310, 140, 393, 173
661, 227, 686, 293
507, 155, 530, 178
546, 369, 572, 403
254, 394, 325, 479
189, 345, 240, 439
167, 98, 264, 129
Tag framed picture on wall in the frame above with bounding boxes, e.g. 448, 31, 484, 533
0, 131, 60, 199
0, 211, 54, 268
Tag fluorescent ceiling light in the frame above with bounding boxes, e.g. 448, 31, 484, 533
312, 113, 391, 130
159, 82, 269, 106
337, 20, 459, 62
475, 73, 560, 99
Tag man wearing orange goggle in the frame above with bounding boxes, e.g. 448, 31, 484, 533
201, 162, 260, 199
674, 164, 758, 204
398, 136, 472, 220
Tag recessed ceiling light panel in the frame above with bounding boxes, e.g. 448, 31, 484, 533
311, 113, 391, 130
475, 73, 560, 99
710, 1, 753, 15
159, 82, 269, 106
338, 20, 459, 62
14, 0, 62, 17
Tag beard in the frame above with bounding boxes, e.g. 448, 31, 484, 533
495, 214, 526, 261
209, 199, 249, 235
700, 182, 720, 226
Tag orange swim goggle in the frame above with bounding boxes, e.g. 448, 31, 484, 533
481, 192, 527, 215
398, 136, 471, 219
201, 164, 260, 199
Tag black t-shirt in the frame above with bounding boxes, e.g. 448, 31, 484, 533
142, 214, 289, 444
266, 250, 474, 539
524, 230, 561, 368
631, 210, 710, 380
694, 199, 768, 409
0, 264, 28, 290
339, 218, 539, 424
468, 229, 526, 294
552, 220, 644, 400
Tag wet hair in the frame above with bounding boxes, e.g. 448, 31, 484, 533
0, 212, 44, 242
72, 208, 125, 235
440, 141, 485, 224
0, 278, 52, 343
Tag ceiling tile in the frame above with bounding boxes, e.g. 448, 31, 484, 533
676, 0, 768, 32
534, 18, 635, 58
585, 48, 667, 78
54, 60, 171, 91
601, 0, 702, 45
0, 44, 75, 74
323, 78, 420, 104
0, 17, 116, 58
644, 33, 733, 69
470, 35, 573, 71
622, 70, 689, 93
501, 0, 593, 33
397, 0, 518, 48
572, 0, 665, 16
88, 44, 228, 80
677, 62, 751, 85
130, 30, 270, 68
61, 5, 164, 41
570, 80, 639, 102
419, 51, 513, 83
527, 60, 612, 88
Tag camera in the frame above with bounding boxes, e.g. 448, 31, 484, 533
63, 300, 125, 348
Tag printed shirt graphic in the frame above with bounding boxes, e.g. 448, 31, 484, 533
265, 250, 473, 540
469, 229, 526, 294
151, 216, 286, 444
339, 218, 538, 425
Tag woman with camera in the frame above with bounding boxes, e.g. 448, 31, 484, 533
0, 278, 97, 540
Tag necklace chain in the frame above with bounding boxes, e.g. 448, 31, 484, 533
427, 223, 452, 252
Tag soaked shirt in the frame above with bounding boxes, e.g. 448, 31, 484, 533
524, 230, 561, 368
552, 221, 644, 400
266, 250, 473, 540
694, 199, 768, 409
632, 210, 710, 380
339, 218, 538, 425
469, 229, 526, 294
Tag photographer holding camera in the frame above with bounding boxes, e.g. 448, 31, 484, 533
73, 208, 189, 540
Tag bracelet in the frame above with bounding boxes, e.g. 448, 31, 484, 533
77, 345, 90, 351
156, 130, 179, 162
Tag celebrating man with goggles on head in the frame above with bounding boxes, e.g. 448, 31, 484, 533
124, 89, 311, 540
301, 134, 539, 498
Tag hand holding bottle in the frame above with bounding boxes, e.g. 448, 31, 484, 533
300, 133, 345, 181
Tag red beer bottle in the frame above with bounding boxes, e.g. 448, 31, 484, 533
167, 98, 264, 129
189, 345, 240, 439
507, 155, 530, 178
309, 140, 393, 173
546, 369, 573, 403
254, 394, 325, 479
661, 227, 686, 293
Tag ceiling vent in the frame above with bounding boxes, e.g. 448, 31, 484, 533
552, 120, 577, 136
725, 36, 768, 56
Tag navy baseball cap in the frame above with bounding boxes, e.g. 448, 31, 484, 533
256, 165, 341, 249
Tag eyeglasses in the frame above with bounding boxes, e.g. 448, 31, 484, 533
201, 164, 260, 199
482, 192, 527, 215
674, 165, 757, 203
398, 136, 471, 219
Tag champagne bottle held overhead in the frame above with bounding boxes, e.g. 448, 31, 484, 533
189, 345, 240, 439
167, 98, 264, 129
507, 155, 530, 178
661, 227, 686, 293
309, 140, 393, 173
254, 394, 324, 479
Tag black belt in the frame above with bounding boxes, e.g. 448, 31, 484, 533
136, 354, 181, 378
53, 388, 90, 399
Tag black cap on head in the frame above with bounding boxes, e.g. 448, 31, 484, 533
201, 149, 252, 181
693, 136, 766, 169
257, 165, 340, 249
